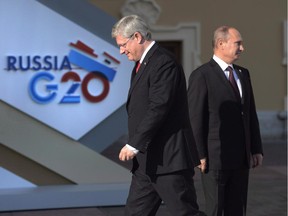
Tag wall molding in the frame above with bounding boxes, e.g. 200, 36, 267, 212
121, 0, 161, 25
150, 23, 202, 81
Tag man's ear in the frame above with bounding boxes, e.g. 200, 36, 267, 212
218, 39, 223, 46
134, 32, 144, 44
217, 39, 226, 49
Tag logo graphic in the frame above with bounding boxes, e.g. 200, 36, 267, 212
0, 0, 133, 140
26, 40, 121, 105
66, 40, 118, 103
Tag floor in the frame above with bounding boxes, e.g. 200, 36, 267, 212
0, 140, 286, 216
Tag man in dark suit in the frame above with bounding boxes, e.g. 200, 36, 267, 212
188, 26, 263, 216
111, 15, 203, 216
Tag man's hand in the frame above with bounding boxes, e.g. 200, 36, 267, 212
198, 158, 207, 173
252, 153, 263, 168
119, 145, 136, 161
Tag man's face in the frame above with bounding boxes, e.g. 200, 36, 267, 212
115, 34, 137, 62
223, 28, 244, 63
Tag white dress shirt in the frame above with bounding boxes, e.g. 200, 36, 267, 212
213, 55, 242, 97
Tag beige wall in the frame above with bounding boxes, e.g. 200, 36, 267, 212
91, 0, 287, 111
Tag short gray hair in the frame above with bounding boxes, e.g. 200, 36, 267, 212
111, 15, 152, 40
212, 26, 231, 49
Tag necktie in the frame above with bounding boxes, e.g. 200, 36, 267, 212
136, 61, 141, 73
226, 66, 241, 99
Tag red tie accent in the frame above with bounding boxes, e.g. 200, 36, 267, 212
227, 66, 240, 99
136, 62, 141, 73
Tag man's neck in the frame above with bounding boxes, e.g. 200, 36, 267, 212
139, 40, 155, 63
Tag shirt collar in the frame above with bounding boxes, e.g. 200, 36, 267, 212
139, 41, 155, 63
213, 55, 233, 71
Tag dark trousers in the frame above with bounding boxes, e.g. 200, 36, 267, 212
124, 169, 200, 216
201, 169, 249, 216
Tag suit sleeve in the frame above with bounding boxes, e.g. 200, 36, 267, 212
188, 70, 208, 159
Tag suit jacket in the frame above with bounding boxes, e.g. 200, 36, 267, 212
126, 43, 200, 175
188, 58, 263, 170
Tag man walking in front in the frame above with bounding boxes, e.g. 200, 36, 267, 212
112, 15, 203, 216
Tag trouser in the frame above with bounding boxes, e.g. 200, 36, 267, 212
124, 169, 201, 216
201, 169, 249, 216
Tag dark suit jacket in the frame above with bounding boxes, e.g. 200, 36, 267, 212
126, 43, 200, 175
188, 58, 263, 170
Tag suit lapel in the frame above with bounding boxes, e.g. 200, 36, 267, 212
210, 59, 233, 90
127, 43, 158, 100
210, 59, 242, 102
233, 65, 246, 104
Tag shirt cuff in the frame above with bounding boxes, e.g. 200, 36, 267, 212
125, 144, 139, 154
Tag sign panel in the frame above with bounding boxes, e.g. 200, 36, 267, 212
0, 0, 132, 140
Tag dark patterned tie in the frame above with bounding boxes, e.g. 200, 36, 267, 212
227, 66, 241, 99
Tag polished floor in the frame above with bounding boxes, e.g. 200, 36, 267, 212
0, 140, 286, 216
